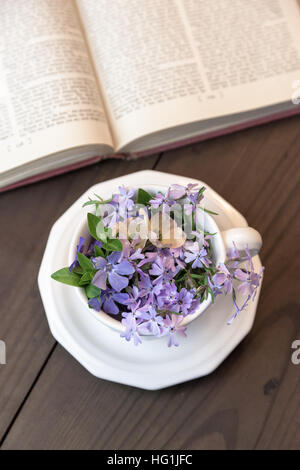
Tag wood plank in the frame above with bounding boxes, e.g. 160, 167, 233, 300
0, 155, 159, 443
2, 117, 300, 449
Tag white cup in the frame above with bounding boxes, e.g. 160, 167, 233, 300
68, 185, 262, 334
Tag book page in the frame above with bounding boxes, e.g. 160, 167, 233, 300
77, 0, 300, 150
0, 0, 113, 175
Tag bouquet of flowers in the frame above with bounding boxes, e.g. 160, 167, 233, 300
51, 184, 263, 347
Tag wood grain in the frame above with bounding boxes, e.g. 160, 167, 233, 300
0, 116, 300, 449
0, 155, 160, 444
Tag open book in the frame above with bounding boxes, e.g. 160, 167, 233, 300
1, 0, 300, 191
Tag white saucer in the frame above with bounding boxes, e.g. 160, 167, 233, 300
38, 170, 263, 390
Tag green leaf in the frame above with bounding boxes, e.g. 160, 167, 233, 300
137, 188, 152, 205
96, 219, 107, 243
199, 207, 218, 216
79, 271, 94, 286
94, 244, 104, 257
72, 266, 83, 275
87, 213, 104, 242
51, 268, 81, 286
77, 252, 94, 272
85, 284, 101, 299
103, 238, 123, 252
190, 273, 205, 279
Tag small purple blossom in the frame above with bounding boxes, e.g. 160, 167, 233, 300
149, 256, 179, 284
136, 306, 164, 336
213, 263, 234, 294
163, 315, 187, 347
120, 313, 142, 346
184, 243, 211, 269
113, 186, 135, 215
92, 251, 135, 291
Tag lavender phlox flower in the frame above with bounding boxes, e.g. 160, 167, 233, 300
101, 200, 119, 228
184, 242, 211, 269
184, 185, 204, 215
163, 315, 187, 347
176, 288, 195, 316
69, 236, 85, 272
138, 273, 162, 302
120, 313, 142, 346
137, 251, 158, 268
157, 282, 179, 309
120, 239, 144, 264
149, 256, 179, 284
159, 284, 194, 316
169, 246, 186, 269
113, 186, 135, 214
149, 189, 176, 210
189, 296, 201, 315
207, 276, 223, 297
213, 263, 234, 294
191, 231, 211, 248
227, 242, 240, 261
186, 183, 200, 196
87, 296, 101, 312
168, 184, 186, 200
136, 306, 164, 336
227, 293, 250, 325
123, 285, 144, 307
92, 251, 135, 291
88, 289, 129, 315
235, 265, 264, 300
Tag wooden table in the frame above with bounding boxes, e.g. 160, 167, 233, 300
0, 116, 299, 450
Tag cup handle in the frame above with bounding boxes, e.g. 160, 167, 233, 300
221, 227, 262, 258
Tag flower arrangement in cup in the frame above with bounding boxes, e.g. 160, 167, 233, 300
51, 184, 264, 347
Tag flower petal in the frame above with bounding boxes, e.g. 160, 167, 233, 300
108, 271, 129, 292
103, 297, 119, 315
115, 260, 135, 275
92, 270, 107, 290
88, 297, 101, 311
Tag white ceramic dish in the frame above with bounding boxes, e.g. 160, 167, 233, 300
38, 170, 263, 390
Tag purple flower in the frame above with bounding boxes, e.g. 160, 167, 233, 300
120, 313, 142, 346
191, 231, 211, 248
92, 251, 135, 291
113, 186, 135, 216
213, 263, 234, 294
138, 273, 162, 302
158, 284, 194, 316
136, 306, 164, 336
149, 189, 176, 210
184, 185, 204, 215
69, 237, 85, 272
184, 243, 211, 269
157, 282, 178, 309
227, 294, 250, 325
169, 246, 186, 269
168, 184, 186, 200
207, 276, 223, 297
101, 290, 129, 315
88, 289, 129, 314
137, 251, 158, 267
227, 242, 240, 261
149, 256, 178, 284
163, 314, 187, 347
176, 288, 195, 316
235, 266, 264, 299
88, 296, 101, 311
